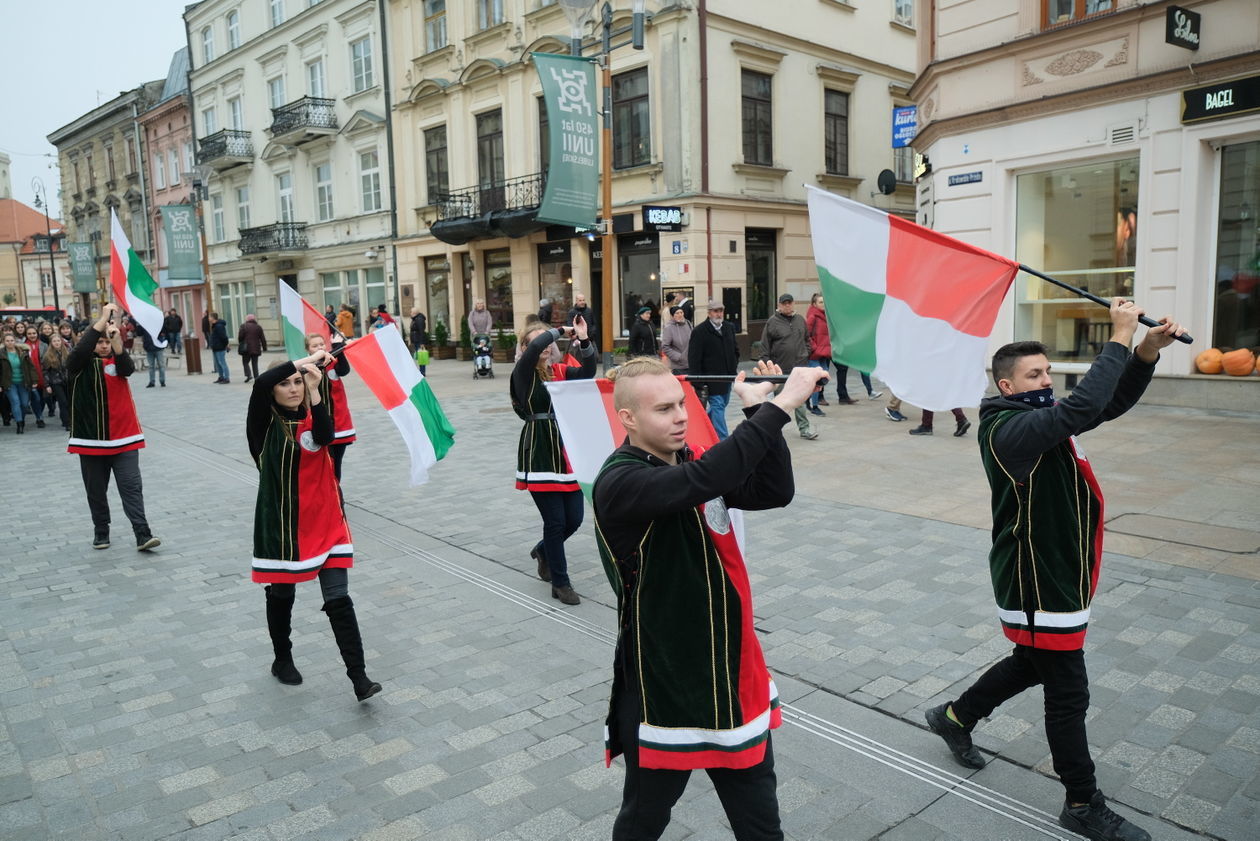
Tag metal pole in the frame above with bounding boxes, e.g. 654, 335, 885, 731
1017, 263, 1194, 345
33, 180, 62, 314
599, 2, 614, 369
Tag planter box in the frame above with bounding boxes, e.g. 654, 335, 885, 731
433, 344, 456, 360
456, 347, 474, 361
493, 348, 512, 363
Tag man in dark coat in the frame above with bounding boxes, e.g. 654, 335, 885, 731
162, 309, 184, 355
567, 291, 597, 344
762, 294, 817, 440
208, 312, 230, 383
686, 299, 739, 439
409, 308, 428, 349
236, 314, 268, 383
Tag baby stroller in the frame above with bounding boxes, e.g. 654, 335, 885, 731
472, 333, 494, 379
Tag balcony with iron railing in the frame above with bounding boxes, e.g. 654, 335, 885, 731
197, 129, 254, 171
269, 97, 338, 145
429, 171, 550, 244
238, 222, 308, 255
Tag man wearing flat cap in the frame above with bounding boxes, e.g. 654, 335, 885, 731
762, 293, 818, 440
688, 299, 739, 439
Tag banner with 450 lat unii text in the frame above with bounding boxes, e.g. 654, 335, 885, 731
160, 205, 204, 285
68, 242, 97, 293
533, 52, 599, 229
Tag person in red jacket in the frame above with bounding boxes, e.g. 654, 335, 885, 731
804, 293, 882, 413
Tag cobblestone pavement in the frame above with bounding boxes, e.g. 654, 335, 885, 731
0, 351, 1256, 841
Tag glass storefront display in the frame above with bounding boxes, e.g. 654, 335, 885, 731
745, 228, 777, 324
424, 255, 449, 328
1213, 141, 1260, 351
618, 233, 660, 335
537, 243, 572, 328
1015, 158, 1139, 359
484, 248, 513, 329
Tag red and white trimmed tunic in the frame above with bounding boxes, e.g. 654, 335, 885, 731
67, 355, 145, 456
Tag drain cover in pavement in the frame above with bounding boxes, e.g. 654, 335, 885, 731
1107, 514, 1260, 553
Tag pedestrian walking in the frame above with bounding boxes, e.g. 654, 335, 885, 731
908, 408, 970, 437
688, 300, 739, 439
66, 303, 160, 552
660, 306, 692, 374
409, 308, 428, 350
41, 334, 72, 430
511, 316, 596, 606
237, 314, 268, 383
592, 357, 826, 841
208, 312, 230, 383
163, 309, 183, 355
136, 323, 167, 388
1, 332, 36, 433
305, 332, 356, 481
248, 351, 381, 702
924, 299, 1184, 841
21, 325, 48, 427
762, 294, 819, 440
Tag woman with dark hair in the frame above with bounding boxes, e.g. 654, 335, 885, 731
248, 351, 381, 702
511, 315, 595, 605
41, 333, 72, 431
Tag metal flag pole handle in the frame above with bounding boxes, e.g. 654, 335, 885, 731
1018, 264, 1193, 345
683, 374, 790, 384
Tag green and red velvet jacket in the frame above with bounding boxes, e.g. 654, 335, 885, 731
66, 326, 144, 456
978, 342, 1155, 651
592, 402, 793, 770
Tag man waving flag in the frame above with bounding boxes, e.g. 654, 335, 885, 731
109, 209, 166, 347
805, 186, 1019, 411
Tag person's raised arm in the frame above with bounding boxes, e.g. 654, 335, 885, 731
563, 316, 595, 380
247, 360, 298, 463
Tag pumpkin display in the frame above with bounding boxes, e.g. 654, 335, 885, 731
1195, 348, 1224, 374
1221, 347, 1256, 376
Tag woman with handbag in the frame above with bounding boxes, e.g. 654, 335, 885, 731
511, 315, 596, 605
248, 352, 381, 702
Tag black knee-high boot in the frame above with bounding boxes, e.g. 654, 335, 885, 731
265, 585, 303, 685
322, 596, 381, 701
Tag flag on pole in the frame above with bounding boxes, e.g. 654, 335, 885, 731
109, 209, 166, 347
279, 282, 331, 359
341, 327, 454, 486
805, 185, 1020, 411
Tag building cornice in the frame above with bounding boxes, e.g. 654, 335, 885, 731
912, 51, 1260, 149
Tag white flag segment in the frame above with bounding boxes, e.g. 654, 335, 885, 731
109, 209, 167, 347
544, 379, 619, 491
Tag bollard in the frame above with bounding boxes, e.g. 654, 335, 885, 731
184, 335, 203, 374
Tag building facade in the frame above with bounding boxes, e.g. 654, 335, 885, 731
47, 82, 165, 316
390, 0, 917, 349
139, 48, 208, 338
910, 0, 1259, 408
185, 0, 395, 342
0, 198, 67, 311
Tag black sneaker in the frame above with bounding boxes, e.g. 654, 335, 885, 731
885, 407, 906, 422
92, 533, 110, 550
1059, 791, 1151, 841
954, 419, 971, 437
36, 419, 45, 428
909, 425, 933, 436
146, 383, 155, 388
808, 406, 825, 416
136, 535, 161, 552
925, 703, 984, 769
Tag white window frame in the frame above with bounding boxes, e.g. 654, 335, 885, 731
268, 76, 287, 110
202, 26, 215, 64
477, 0, 504, 30
315, 162, 334, 221
153, 152, 166, 189
210, 194, 225, 242
202, 106, 218, 135
236, 185, 251, 230
359, 149, 382, 212
183, 141, 195, 175
168, 149, 181, 185
228, 97, 244, 130
276, 172, 294, 223
893, 0, 913, 26
424, 0, 447, 52
270, 0, 285, 27
306, 58, 326, 98
227, 10, 241, 49
350, 37, 374, 92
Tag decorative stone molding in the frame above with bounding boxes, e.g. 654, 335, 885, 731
816, 173, 862, 194
816, 64, 861, 91
1105, 38, 1130, 68
732, 162, 790, 179
730, 40, 787, 72
1022, 36, 1128, 86
1023, 66, 1044, 86
1045, 49, 1102, 77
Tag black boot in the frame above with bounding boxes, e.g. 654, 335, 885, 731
265, 585, 303, 685
16, 422, 24, 434
322, 596, 381, 701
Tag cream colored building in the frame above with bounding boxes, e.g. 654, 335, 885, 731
390, 0, 917, 350
185, 0, 395, 341
910, 0, 1259, 409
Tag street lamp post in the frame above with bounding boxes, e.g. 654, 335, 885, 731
31, 177, 62, 315
558, 0, 647, 366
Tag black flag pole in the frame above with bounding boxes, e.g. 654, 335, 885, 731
683, 374, 789, 384
1018, 264, 1193, 345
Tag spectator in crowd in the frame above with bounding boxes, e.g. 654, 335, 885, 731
67, 303, 160, 552
1, 332, 36, 433
41, 333, 72, 430
409, 308, 428, 350
567, 292, 597, 344
538, 297, 553, 327
209, 312, 231, 383
762, 293, 819, 440
628, 306, 658, 357
57, 321, 78, 349
664, 291, 694, 323
237, 314, 268, 383
135, 323, 167, 389
468, 298, 494, 337
163, 309, 184, 355
687, 300, 738, 439
22, 324, 49, 426
661, 305, 692, 375
374, 304, 396, 329
335, 304, 356, 339
201, 311, 211, 347
325, 305, 337, 328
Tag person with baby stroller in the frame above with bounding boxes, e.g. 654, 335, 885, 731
472, 333, 494, 379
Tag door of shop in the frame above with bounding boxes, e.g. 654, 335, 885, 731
745, 228, 777, 345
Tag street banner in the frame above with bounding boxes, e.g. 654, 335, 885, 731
68, 241, 97, 293
160, 205, 204, 284
805, 185, 1018, 412
533, 52, 599, 229
109, 209, 167, 348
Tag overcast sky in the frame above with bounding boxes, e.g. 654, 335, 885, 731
0, 0, 190, 219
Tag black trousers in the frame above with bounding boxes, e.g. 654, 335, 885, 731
952, 644, 1096, 803
242, 353, 260, 380
78, 451, 150, 537
529, 489, 582, 589
612, 685, 783, 841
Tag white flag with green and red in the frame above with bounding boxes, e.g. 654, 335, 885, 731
805, 186, 1020, 411
279, 282, 331, 359
109, 209, 166, 347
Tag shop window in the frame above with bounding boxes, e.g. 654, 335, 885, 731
741, 70, 773, 166
425, 256, 449, 329
746, 229, 777, 323
1043, 0, 1113, 28
613, 68, 650, 169
1213, 141, 1260, 351
1014, 158, 1138, 359
538, 243, 572, 327
618, 234, 660, 335
484, 249, 513, 328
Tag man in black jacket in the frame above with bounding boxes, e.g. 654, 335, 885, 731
687, 299, 739, 439
762, 294, 817, 440
209, 312, 230, 383
566, 292, 597, 344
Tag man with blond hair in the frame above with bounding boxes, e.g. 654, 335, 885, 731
592, 356, 824, 840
